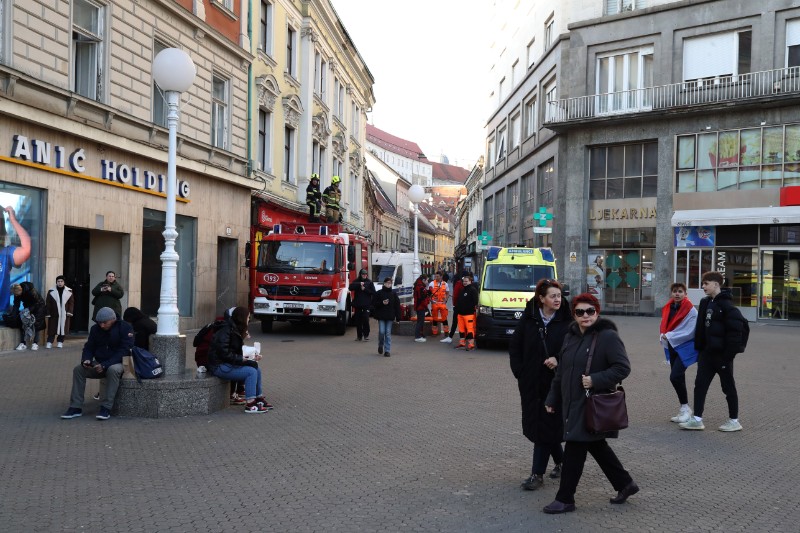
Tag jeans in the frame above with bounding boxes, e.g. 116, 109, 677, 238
354, 306, 371, 339
213, 364, 262, 400
556, 440, 633, 504
693, 351, 738, 419
532, 442, 564, 476
669, 347, 689, 405
415, 310, 426, 338
70, 363, 124, 410
377, 320, 393, 353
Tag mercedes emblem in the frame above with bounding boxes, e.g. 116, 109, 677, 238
290, 286, 300, 295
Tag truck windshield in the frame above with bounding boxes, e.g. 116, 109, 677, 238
258, 241, 336, 274
372, 265, 395, 283
483, 264, 555, 291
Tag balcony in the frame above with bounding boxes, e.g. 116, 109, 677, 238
544, 66, 800, 128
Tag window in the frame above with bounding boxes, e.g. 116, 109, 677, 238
350, 171, 358, 214
286, 26, 296, 77
259, 1, 273, 55
152, 40, 168, 127
543, 80, 556, 123
596, 47, 654, 114
72, 0, 105, 101
497, 126, 507, 162
0, 0, 6, 63
506, 183, 519, 244
334, 78, 345, 120
511, 60, 520, 87
525, 97, 537, 137
683, 30, 752, 81
314, 52, 327, 98
284, 126, 295, 183
215, 0, 233, 9
787, 19, 800, 68
544, 17, 554, 49
332, 158, 343, 183
521, 171, 535, 240
605, 0, 646, 15
258, 109, 271, 173
590, 142, 657, 199
211, 75, 229, 149
483, 197, 494, 239
351, 100, 360, 136
499, 78, 506, 104
510, 113, 521, 150
526, 39, 535, 68
538, 159, 554, 208
312, 141, 325, 177
676, 125, 800, 193
494, 191, 506, 247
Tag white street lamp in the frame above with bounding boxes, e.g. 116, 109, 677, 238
152, 48, 196, 336
408, 184, 426, 278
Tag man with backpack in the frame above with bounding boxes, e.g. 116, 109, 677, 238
60, 307, 134, 421
680, 271, 748, 433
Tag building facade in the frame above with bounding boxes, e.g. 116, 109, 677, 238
546, 0, 800, 322
0, 0, 257, 347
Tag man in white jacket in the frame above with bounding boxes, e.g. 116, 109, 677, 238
659, 282, 698, 424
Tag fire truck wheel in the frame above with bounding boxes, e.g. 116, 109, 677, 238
260, 318, 273, 333
334, 302, 351, 336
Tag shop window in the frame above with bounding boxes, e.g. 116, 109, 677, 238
0, 183, 44, 312
590, 142, 657, 199
140, 209, 196, 317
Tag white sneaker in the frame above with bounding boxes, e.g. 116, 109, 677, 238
57, 342, 63, 348
414, 338, 427, 343
440, 337, 452, 343
16, 343, 27, 351
679, 418, 705, 430
197, 366, 207, 373
31, 343, 39, 351
718, 419, 743, 432
670, 407, 692, 423
46, 342, 53, 349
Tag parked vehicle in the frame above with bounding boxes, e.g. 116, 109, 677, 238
371, 252, 416, 320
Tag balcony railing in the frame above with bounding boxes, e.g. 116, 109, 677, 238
545, 66, 800, 125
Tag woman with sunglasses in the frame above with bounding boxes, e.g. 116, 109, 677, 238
542, 293, 638, 514
509, 279, 572, 491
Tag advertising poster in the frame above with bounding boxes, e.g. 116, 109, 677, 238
674, 226, 715, 247
586, 252, 605, 304
0, 184, 43, 313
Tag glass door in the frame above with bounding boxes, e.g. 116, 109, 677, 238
760, 249, 800, 321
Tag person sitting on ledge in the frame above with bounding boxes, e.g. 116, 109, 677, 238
60, 307, 134, 421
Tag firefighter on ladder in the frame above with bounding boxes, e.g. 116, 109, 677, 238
427, 271, 450, 337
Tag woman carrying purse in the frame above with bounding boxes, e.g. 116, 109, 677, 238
542, 292, 638, 514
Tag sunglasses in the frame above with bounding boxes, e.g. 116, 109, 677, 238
574, 307, 597, 317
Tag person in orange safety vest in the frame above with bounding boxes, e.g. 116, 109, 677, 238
427, 271, 450, 336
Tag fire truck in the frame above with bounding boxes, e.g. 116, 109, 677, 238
248, 220, 371, 335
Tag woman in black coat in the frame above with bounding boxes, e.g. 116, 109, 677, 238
509, 279, 572, 491
543, 293, 638, 514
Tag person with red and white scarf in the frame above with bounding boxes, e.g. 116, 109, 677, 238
659, 282, 698, 424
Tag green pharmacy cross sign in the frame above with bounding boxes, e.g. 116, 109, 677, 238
478, 231, 492, 245
533, 206, 553, 227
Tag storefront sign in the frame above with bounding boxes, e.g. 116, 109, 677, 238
8, 134, 191, 199
674, 226, 715, 247
589, 207, 656, 221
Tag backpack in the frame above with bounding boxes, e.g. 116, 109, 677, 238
130, 346, 164, 381
723, 305, 750, 354
193, 319, 225, 367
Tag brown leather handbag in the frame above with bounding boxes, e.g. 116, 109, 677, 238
584, 334, 629, 433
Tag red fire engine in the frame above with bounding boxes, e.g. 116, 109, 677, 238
248, 214, 371, 335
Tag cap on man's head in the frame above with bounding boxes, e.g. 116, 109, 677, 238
95, 307, 116, 323
359, 268, 368, 275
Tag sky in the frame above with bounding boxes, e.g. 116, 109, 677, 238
331, 1, 489, 170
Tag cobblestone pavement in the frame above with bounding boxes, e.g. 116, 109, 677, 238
1, 316, 799, 532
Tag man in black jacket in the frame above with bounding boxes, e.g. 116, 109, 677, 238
349, 268, 376, 341
372, 277, 401, 356
60, 307, 134, 421
680, 271, 746, 432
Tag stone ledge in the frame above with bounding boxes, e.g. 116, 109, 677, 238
114, 370, 228, 418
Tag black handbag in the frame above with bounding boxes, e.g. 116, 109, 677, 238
2, 309, 20, 329
584, 334, 629, 433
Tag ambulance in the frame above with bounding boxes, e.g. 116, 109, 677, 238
475, 246, 565, 346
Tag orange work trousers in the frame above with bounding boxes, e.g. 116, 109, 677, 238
430, 303, 449, 334
457, 313, 476, 340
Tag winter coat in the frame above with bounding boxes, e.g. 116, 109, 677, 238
207, 316, 252, 371
349, 276, 376, 308
545, 317, 631, 442
19, 282, 46, 331
45, 285, 74, 337
454, 283, 479, 315
509, 298, 573, 444
81, 316, 135, 370
91, 280, 124, 318
372, 286, 401, 321
413, 278, 430, 312
694, 290, 745, 360
122, 307, 158, 350
451, 279, 464, 307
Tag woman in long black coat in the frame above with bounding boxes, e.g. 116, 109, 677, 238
542, 292, 638, 514
509, 278, 572, 491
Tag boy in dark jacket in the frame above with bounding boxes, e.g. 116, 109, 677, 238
60, 307, 134, 421
454, 272, 479, 350
372, 277, 401, 357
680, 271, 746, 432
349, 268, 376, 341
413, 274, 430, 342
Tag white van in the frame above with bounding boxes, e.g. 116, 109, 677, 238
371, 252, 417, 317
